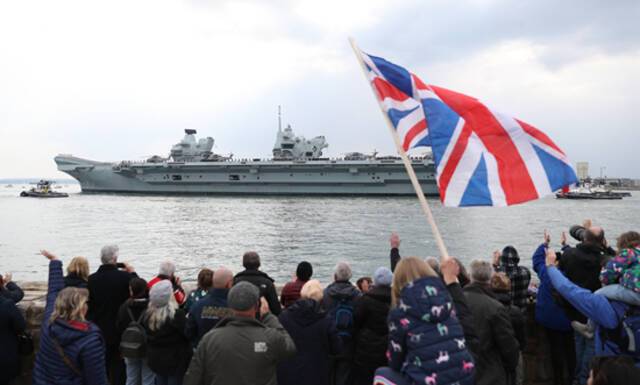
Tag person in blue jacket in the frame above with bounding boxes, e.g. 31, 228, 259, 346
532, 232, 576, 385
545, 245, 639, 361
33, 250, 108, 385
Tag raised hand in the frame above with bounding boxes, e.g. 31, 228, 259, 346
583, 219, 593, 229
441, 258, 460, 285
40, 250, 57, 260
390, 232, 400, 249
560, 231, 567, 246
543, 230, 551, 245
3, 272, 11, 285
545, 248, 558, 267
259, 297, 270, 316
492, 250, 501, 266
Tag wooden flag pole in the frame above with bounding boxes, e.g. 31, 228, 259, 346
348, 37, 450, 259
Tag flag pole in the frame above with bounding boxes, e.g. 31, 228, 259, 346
348, 37, 450, 260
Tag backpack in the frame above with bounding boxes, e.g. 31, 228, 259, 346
601, 305, 640, 359
120, 307, 147, 359
332, 297, 355, 339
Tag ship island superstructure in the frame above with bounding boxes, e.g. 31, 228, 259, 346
55, 120, 438, 196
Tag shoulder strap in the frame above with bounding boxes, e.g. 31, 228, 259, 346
127, 307, 146, 324
51, 334, 82, 376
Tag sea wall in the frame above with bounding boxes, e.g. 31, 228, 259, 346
12, 282, 556, 385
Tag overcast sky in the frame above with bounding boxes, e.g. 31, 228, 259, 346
1, 0, 638, 179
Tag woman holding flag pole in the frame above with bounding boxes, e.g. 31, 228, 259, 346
348, 37, 577, 385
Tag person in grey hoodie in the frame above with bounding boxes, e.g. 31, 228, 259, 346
183, 281, 296, 385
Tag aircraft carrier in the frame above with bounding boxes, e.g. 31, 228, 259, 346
55, 120, 438, 196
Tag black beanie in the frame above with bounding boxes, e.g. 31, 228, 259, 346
296, 261, 313, 281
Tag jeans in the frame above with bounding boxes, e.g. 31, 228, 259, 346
124, 358, 155, 385
373, 367, 412, 385
574, 331, 594, 385
154, 374, 182, 385
596, 284, 640, 306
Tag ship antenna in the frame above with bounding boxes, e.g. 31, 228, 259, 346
278, 105, 282, 132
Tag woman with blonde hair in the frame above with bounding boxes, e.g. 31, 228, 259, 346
374, 257, 475, 385
277, 279, 342, 385
64, 256, 90, 288
144, 280, 192, 385
33, 250, 108, 384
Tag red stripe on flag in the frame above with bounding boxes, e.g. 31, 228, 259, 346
432, 86, 538, 205
516, 119, 565, 155
412, 74, 429, 90
437, 125, 472, 203
372, 77, 410, 102
402, 119, 427, 151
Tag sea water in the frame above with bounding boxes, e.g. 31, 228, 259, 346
1, 184, 638, 283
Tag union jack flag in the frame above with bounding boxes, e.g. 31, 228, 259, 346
358, 49, 578, 207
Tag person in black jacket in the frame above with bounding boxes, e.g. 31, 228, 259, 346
491, 272, 526, 385
0, 273, 24, 304
116, 277, 154, 385
88, 244, 137, 385
0, 292, 26, 385
352, 267, 392, 385
64, 256, 89, 288
277, 280, 342, 385
144, 280, 192, 385
233, 251, 281, 315
464, 259, 520, 385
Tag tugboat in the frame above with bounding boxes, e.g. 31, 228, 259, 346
555, 185, 626, 200
20, 180, 69, 198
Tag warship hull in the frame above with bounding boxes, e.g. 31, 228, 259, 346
55, 155, 439, 196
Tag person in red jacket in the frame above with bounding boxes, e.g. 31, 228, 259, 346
148, 259, 186, 306
280, 262, 313, 308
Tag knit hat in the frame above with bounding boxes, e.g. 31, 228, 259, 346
149, 280, 172, 307
228, 281, 260, 311
296, 261, 313, 281
373, 267, 393, 287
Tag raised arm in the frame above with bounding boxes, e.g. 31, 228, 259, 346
390, 233, 401, 272
546, 251, 619, 329
41, 250, 64, 321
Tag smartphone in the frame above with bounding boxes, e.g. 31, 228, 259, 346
116, 262, 126, 269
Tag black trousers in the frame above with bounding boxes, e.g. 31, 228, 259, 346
105, 343, 126, 385
545, 328, 576, 385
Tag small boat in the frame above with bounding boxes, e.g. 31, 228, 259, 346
5, 184, 13, 188
20, 180, 69, 198
556, 185, 624, 200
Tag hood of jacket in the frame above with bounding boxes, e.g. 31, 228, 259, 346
215, 315, 265, 329
325, 281, 360, 301
235, 269, 274, 283
49, 318, 102, 347
284, 298, 325, 326
500, 246, 520, 270
365, 285, 391, 304
398, 276, 452, 324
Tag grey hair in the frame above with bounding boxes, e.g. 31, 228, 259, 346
145, 294, 178, 332
334, 261, 352, 282
425, 257, 440, 274
470, 259, 494, 283
100, 245, 119, 265
158, 259, 176, 276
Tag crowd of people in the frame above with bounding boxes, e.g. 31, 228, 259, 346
1, 220, 639, 385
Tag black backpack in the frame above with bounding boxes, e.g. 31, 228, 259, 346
119, 308, 147, 359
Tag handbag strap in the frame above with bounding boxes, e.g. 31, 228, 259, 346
51, 334, 82, 376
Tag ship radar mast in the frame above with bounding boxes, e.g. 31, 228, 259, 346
272, 107, 328, 160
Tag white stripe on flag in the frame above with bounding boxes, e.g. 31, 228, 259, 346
436, 118, 465, 177
395, 107, 424, 140
480, 144, 507, 207
443, 132, 484, 207
490, 109, 552, 198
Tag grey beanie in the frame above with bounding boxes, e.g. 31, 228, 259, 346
228, 281, 260, 311
149, 280, 172, 307
373, 267, 393, 287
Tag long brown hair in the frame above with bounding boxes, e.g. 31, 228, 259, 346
50, 287, 89, 323
391, 257, 437, 306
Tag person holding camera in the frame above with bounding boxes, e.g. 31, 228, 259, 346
148, 260, 186, 306
88, 244, 137, 385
